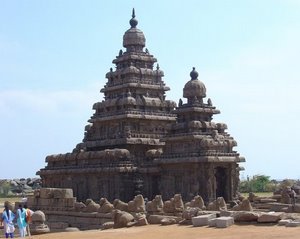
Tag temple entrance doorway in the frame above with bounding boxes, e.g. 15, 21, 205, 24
215, 167, 227, 201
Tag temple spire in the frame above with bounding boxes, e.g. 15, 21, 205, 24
129, 8, 138, 28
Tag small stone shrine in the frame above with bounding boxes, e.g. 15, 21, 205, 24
38, 9, 244, 203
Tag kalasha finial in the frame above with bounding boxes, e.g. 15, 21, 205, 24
190, 67, 199, 80
130, 8, 138, 28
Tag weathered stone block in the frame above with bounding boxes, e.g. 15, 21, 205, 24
257, 212, 283, 223
215, 217, 234, 228
161, 217, 177, 225
147, 215, 180, 224
208, 218, 217, 227
233, 211, 259, 222
40, 188, 54, 199
53, 188, 73, 199
192, 214, 216, 227
286, 221, 300, 227
48, 222, 69, 230
269, 203, 289, 212
278, 219, 292, 226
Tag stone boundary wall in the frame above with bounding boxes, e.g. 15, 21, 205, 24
45, 211, 112, 230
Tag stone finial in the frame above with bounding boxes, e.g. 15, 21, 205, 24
119, 49, 123, 56
129, 8, 138, 28
156, 64, 160, 70
179, 98, 183, 106
190, 67, 199, 80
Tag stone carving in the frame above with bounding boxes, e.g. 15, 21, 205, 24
30, 210, 50, 234
207, 197, 227, 211
281, 186, 295, 204
145, 149, 163, 158
98, 198, 114, 213
146, 195, 164, 213
83, 199, 100, 212
74, 202, 86, 212
112, 210, 135, 228
182, 207, 200, 220
248, 192, 259, 202
163, 194, 184, 213
232, 198, 253, 211
128, 194, 145, 213
185, 195, 206, 210
113, 199, 129, 212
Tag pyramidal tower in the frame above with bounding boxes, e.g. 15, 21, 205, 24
38, 9, 177, 201
156, 67, 245, 202
38, 10, 244, 203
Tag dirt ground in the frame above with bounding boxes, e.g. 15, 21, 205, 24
2, 224, 299, 239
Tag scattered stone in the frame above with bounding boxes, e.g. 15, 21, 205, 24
257, 212, 283, 223
233, 211, 259, 222
286, 221, 300, 227
101, 222, 114, 230
161, 217, 177, 225
215, 217, 234, 228
208, 218, 217, 227
64, 227, 80, 232
182, 207, 200, 220
192, 214, 216, 227
259, 198, 277, 203
147, 215, 180, 224
278, 219, 292, 226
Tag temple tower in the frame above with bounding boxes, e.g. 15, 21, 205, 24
38, 10, 177, 201
38, 10, 245, 204
156, 68, 245, 202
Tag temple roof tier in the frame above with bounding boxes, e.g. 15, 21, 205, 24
112, 53, 157, 64
101, 83, 170, 93
88, 113, 176, 123
154, 155, 245, 164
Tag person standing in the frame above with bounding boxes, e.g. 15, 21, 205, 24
17, 204, 27, 238
1, 203, 15, 238
23, 205, 34, 237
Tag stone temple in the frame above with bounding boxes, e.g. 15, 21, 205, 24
38, 9, 245, 203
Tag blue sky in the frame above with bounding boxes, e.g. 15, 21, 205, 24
0, 0, 300, 180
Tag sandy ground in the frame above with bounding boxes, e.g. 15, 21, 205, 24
2, 224, 299, 239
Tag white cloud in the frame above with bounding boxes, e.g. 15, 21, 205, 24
0, 81, 102, 117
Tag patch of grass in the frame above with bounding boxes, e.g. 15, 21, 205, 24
241, 192, 273, 198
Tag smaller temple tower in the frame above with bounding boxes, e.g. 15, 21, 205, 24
156, 68, 245, 202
